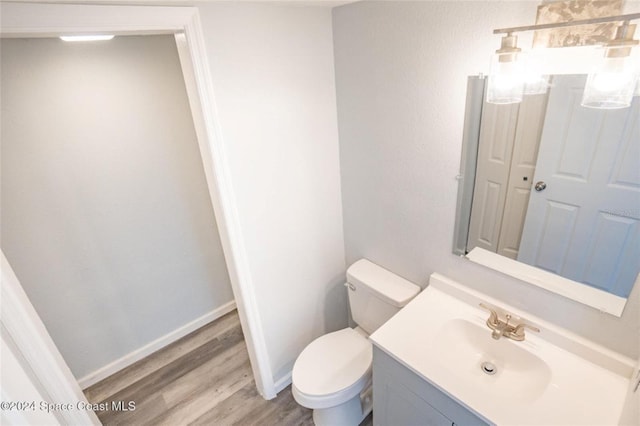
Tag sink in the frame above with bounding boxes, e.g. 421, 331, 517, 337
434, 319, 552, 402
370, 273, 634, 425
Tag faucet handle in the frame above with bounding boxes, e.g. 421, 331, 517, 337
479, 303, 499, 325
514, 323, 540, 334
478, 302, 493, 312
510, 323, 540, 341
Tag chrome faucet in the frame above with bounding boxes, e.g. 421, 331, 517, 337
479, 303, 540, 341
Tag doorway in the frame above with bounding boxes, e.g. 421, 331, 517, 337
0, 6, 274, 425
2, 33, 238, 385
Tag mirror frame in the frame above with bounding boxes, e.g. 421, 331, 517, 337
453, 76, 630, 317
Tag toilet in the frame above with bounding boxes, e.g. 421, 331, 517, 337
292, 259, 420, 425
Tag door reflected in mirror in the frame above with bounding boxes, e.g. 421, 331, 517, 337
457, 75, 639, 301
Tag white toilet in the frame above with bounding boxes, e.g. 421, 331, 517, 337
292, 259, 420, 425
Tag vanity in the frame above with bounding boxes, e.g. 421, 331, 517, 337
371, 70, 640, 426
369, 273, 637, 425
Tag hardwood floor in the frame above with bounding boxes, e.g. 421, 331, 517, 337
84, 311, 373, 426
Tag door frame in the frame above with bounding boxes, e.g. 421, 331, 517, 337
0, 2, 276, 409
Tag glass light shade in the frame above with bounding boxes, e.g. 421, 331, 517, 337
522, 52, 549, 95
582, 55, 639, 109
486, 53, 525, 104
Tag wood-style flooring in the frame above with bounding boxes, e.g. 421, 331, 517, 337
84, 311, 373, 426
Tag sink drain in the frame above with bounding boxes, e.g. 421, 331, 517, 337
481, 361, 497, 375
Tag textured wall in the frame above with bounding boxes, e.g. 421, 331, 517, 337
1, 35, 235, 378
333, 1, 639, 358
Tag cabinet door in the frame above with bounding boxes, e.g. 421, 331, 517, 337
373, 347, 489, 426
379, 375, 453, 426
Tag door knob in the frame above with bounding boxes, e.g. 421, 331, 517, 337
534, 181, 547, 192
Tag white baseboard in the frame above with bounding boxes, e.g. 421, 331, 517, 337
77, 300, 236, 389
274, 371, 292, 394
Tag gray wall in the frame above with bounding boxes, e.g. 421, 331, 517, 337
333, 1, 639, 358
1, 35, 235, 379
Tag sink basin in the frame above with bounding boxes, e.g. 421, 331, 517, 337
434, 319, 552, 402
370, 273, 634, 425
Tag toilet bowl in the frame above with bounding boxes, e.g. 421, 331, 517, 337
291, 259, 420, 425
292, 327, 372, 425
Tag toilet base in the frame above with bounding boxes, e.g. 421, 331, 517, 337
311, 385, 373, 426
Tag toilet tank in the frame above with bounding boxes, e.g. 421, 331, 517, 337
346, 259, 420, 334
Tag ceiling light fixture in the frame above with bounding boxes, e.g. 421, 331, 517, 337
487, 13, 640, 109
59, 35, 115, 42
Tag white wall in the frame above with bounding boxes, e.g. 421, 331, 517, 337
619, 357, 640, 425
1, 35, 235, 379
1, 333, 61, 426
196, 3, 347, 384
333, 1, 639, 359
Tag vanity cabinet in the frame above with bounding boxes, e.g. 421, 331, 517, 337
373, 347, 490, 426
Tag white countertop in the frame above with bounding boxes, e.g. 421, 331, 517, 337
370, 273, 636, 426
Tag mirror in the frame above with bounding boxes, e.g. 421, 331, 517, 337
454, 75, 639, 316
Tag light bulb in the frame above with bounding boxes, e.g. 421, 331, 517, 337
486, 34, 525, 104
582, 22, 639, 109
582, 55, 639, 109
522, 52, 549, 95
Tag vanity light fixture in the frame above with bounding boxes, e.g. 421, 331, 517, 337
486, 37, 549, 103
59, 35, 115, 42
488, 13, 640, 109
582, 21, 639, 109
486, 33, 525, 104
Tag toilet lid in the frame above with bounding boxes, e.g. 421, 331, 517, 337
292, 328, 372, 397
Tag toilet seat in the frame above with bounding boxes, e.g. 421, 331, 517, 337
292, 327, 372, 409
